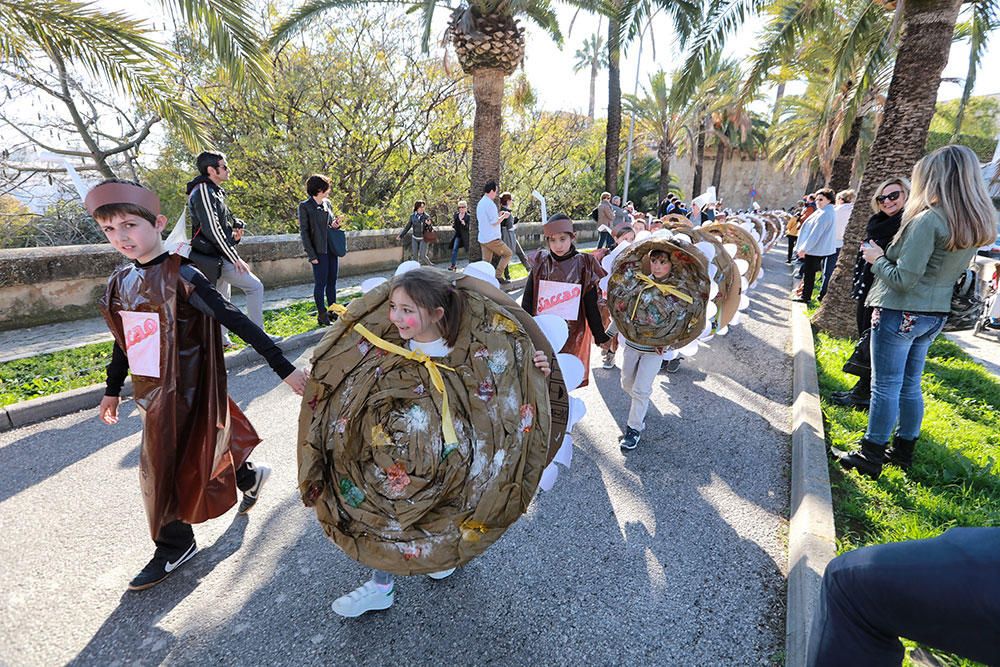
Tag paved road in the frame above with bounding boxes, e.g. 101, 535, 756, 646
0, 249, 792, 666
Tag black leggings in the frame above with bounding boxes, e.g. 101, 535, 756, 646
786, 235, 798, 262
800, 255, 824, 302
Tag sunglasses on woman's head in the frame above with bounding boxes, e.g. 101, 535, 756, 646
876, 191, 902, 203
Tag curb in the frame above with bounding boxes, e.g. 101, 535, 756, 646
785, 302, 837, 665
0, 328, 327, 433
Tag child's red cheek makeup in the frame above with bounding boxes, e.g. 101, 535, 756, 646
405, 317, 418, 328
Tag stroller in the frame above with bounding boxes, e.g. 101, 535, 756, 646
973, 261, 1000, 337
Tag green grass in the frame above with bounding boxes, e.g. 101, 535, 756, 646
0, 291, 359, 407
815, 332, 999, 667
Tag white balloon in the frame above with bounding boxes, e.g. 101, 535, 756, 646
599, 275, 610, 292
538, 462, 559, 491
678, 339, 700, 357
553, 434, 573, 467
707, 264, 718, 281
360, 277, 387, 294
724, 242, 738, 257
533, 314, 569, 352
567, 396, 587, 430
709, 280, 720, 300
706, 301, 718, 320
740, 293, 751, 310
741, 276, 749, 291
634, 230, 652, 243
556, 353, 585, 392
716, 325, 729, 336
694, 241, 716, 262
395, 260, 420, 276
731, 312, 743, 326
675, 233, 693, 245
661, 348, 679, 360
735, 258, 750, 275
463, 261, 500, 289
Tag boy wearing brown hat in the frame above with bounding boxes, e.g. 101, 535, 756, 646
521, 214, 610, 385
87, 179, 307, 591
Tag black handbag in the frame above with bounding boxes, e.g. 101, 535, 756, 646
328, 227, 348, 258
842, 327, 872, 377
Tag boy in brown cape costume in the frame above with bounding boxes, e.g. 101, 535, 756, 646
90, 179, 307, 591
521, 214, 610, 385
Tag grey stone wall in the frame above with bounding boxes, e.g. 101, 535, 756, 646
0, 221, 596, 331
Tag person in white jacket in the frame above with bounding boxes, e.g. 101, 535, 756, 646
821, 189, 855, 299
794, 187, 838, 303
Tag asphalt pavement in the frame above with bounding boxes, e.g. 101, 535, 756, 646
0, 249, 793, 666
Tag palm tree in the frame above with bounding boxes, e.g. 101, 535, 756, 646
624, 69, 692, 200
603, 0, 703, 194
573, 31, 605, 121
0, 0, 270, 153
273, 0, 594, 260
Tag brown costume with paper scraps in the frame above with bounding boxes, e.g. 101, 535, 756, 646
298, 272, 567, 576
606, 235, 711, 349
521, 216, 608, 386
100, 254, 259, 540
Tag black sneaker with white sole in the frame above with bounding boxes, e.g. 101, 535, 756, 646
238, 463, 271, 515
128, 541, 198, 591
620, 427, 641, 451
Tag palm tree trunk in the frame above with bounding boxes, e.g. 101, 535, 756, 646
588, 60, 597, 121
468, 68, 505, 262
829, 113, 863, 192
771, 81, 786, 125
813, 0, 964, 337
692, 118, 706, 196
658, 141, 672, 201
711, 143, 725, 192
605, 18, 622, 193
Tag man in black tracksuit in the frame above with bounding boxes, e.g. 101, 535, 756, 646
185, 151, 267, 339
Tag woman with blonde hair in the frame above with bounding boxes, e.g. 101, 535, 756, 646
835, 145, 997, 478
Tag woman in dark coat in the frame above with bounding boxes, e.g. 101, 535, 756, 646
450, 200, 470, 270
830, 177, 909, 408
298, 174, 343, 326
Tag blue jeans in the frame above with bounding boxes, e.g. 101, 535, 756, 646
808, 528, 1000, 666
865, 307, 947, 444
450, 234, 462, 266
820, 248, 840, 299
311, 253, 338, 315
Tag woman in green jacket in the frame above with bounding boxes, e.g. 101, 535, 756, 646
835, 145, 997, 479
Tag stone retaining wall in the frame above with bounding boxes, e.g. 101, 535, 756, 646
0, 221, 595, 331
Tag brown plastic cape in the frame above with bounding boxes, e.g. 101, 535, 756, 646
99, 254, 260, 540
527, 249, 606, 386
297, 271, 568, 575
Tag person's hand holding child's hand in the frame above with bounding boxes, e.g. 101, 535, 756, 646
99, 395, 120, 424
284, 368, 308, 396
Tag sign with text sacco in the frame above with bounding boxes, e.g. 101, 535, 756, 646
536, 280, 582, 321
119, 310, 161, 378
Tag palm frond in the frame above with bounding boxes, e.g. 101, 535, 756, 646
951, 0, 999, 140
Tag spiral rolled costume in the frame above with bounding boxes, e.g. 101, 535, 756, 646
298, 271, 570, 575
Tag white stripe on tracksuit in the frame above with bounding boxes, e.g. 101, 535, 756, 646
195, 184, 241, 265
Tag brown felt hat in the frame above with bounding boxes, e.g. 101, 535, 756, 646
543, 213, 575, 237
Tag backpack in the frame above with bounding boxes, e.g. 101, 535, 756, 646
944, 268, 984, 331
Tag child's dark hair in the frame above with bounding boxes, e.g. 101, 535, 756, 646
413, 200, 426, 212
196, 151, 226, 176
390, 269, 466, 347
306, 174, 331, 197
650, 249, 670, 263
91, 178, 157, 224
499, 191, 512, 207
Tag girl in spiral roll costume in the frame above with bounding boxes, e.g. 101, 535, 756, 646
326, 269, 553, 618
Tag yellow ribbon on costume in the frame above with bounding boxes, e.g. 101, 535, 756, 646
630, 273, 694, 319
328, 303, 459, 446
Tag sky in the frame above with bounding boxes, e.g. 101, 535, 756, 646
94, 0, 1000, 119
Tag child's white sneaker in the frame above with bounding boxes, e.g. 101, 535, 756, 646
331, 581, 394, 618
426, 568, 456, 580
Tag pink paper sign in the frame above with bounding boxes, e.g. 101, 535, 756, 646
119, 310, 161, 378
537, 280, 582, 320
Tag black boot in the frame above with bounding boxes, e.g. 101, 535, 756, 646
833, 438, 885, 479
885, 435, 917, 471
830, 383, 870, 410
317, 312, 331, 327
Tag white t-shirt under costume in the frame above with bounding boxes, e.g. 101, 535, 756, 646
477, 195, 500, 244
408, 337, 453, 358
